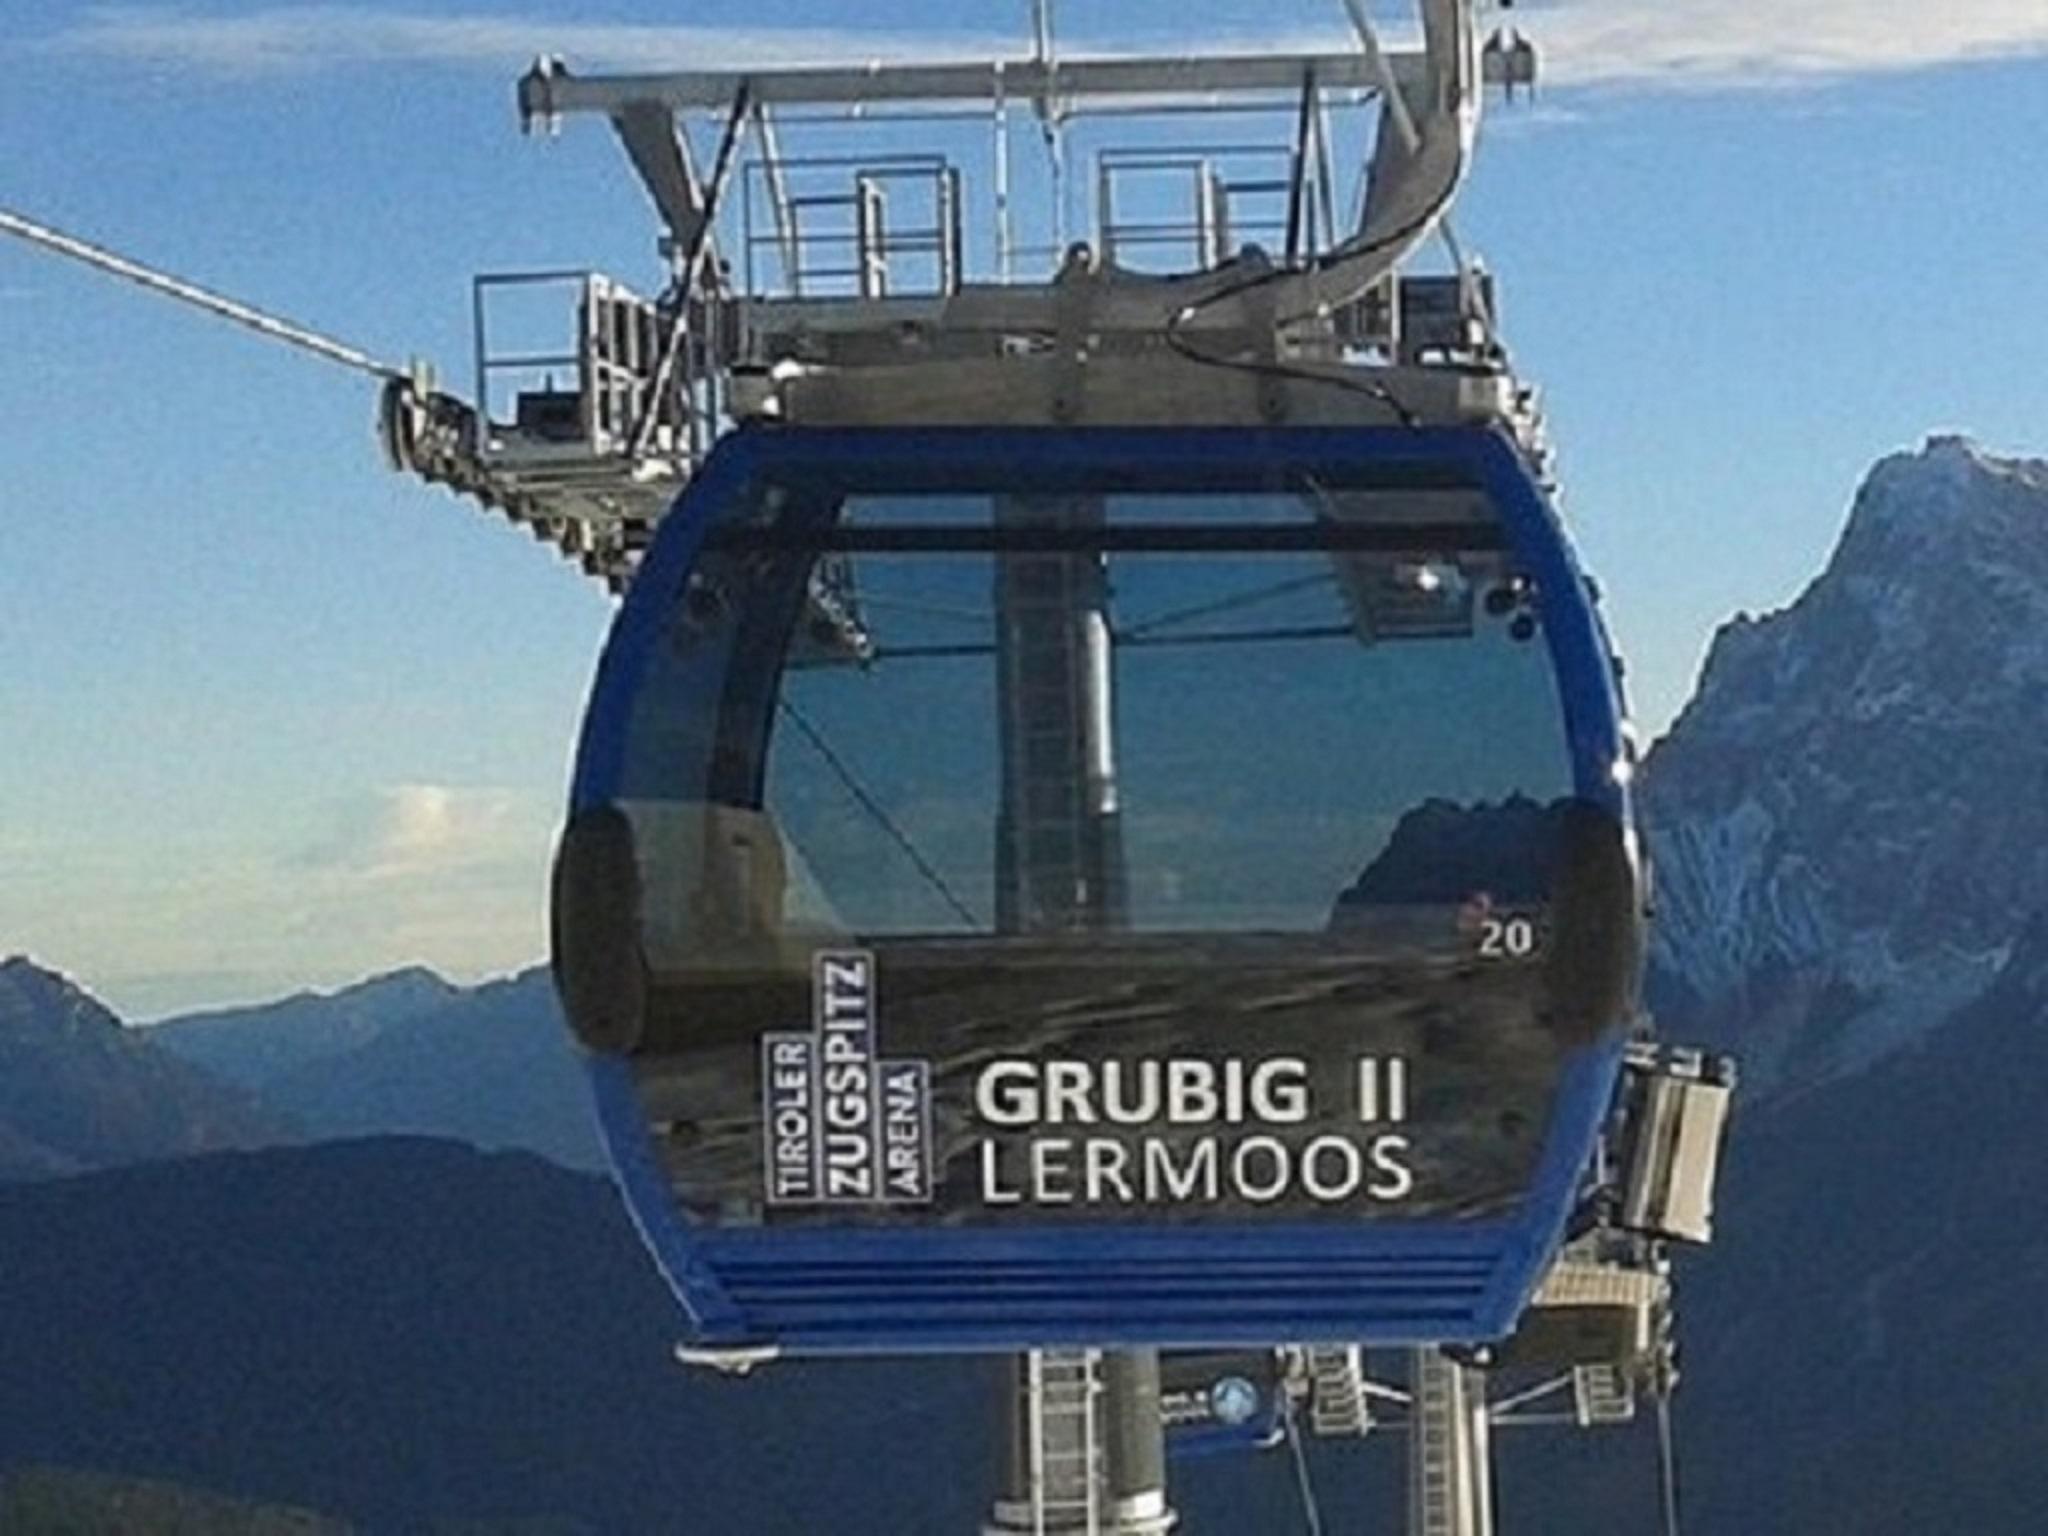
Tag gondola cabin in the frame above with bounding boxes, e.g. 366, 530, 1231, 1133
552, 421, 1642, 1353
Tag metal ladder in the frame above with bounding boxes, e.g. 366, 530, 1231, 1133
1306, 1345, 1374, 1438
1409, 1349, 1494, 1536
1025, 1349, 1105, 1535
1572, 1364, 1637, 1427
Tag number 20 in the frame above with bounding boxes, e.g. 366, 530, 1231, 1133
1479, 916, 1537, 958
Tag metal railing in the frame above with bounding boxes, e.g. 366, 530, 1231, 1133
1095, 145, 1297, 271
742, 155, 964, 301
471, 270, 689, 461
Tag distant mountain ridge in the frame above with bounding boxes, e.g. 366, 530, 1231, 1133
0, 957, 294, 1179
148, 965, 603, 1172
248, 968, 604, 1171
1642, 434, 2048, 1094
149, 967, 460, 1093
0, 958, 602, 1181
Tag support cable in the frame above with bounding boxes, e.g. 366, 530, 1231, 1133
875, 623, 1351, 661
1655, 1392, 1682, 1536
854, 592, 995, 627
0, 205, 402, 380
1125, 622, 1352, 649
859, 569, 1343, 648
1121, 571, 1338, 638
775, 696, 982, 929
1281, 1397, 1327, 1536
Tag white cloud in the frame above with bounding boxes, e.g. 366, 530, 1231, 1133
292, 786, 556, 977
34, 1, 2048, 91
305, 781, 543, 881
0, 785, 558, 1017
1530, 0, 2048, 91
42, 5, 1006, 78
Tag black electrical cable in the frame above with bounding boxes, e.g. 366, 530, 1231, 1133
1160, 125, 1471, 429
1165, 313, 1425, 428
775, 697, 982, 929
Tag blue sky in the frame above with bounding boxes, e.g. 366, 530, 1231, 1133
4, 0, 2047, 1017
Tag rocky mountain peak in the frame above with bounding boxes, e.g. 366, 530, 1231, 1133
0, 956, 294, 1178
0, 956, 120, 1042
1664, 437, 2048, 769
1642, 435, 2048, 1092
1830, 436, 2048, 617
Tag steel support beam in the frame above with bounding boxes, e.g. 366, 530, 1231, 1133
610, 101, 708, 251
522, 49, 1423, 121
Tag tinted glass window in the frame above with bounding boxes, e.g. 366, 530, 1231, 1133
750, 489, 1572, 945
